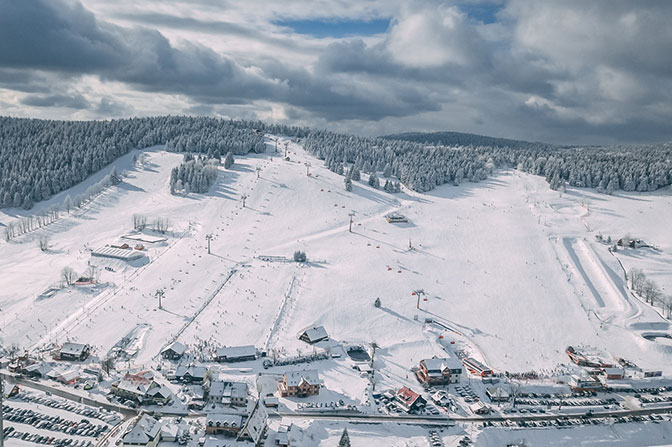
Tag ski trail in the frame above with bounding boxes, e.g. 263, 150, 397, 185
562, 237, 606, 308
264, 271, 302, 352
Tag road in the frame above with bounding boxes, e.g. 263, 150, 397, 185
0, 372, 137, 417
5, 371, 672, 429
273, 404, 672, 425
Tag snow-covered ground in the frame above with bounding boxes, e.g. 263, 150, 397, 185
2, 136, 672, 444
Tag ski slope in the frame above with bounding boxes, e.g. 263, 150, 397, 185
1, 136, 671, 380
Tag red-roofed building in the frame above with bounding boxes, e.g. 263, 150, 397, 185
395, 386, 426, 413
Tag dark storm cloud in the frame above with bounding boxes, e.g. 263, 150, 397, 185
0, 0, 127, 71
0, 0, 437, 121
21, 93, 90, 109
0, 69, 64, 93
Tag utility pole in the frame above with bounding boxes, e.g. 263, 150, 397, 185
348, 212, 355, 232
256, 166, 261, 179
412, 289, 425, 309
205, 234, 213, 254
241, 194, 248, 208
304, 162, 311, 176
284, 142, 289, 158
156, 289, 164, 310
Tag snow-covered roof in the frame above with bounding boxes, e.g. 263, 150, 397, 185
423, 357, 462, 374
25, 363, 54, 377
122, 234, 167, 243
160, 423, 179, 439
423, 358, 449, 373
116, 378, 151, 396
396, 386, 423, 407
299, 326, 328, 343
60, 342, 88, 356
91, 246, 145, 261
146, 385, 172, 399
215, 345, 256, 359
238, 400, 267, 444
175, 364, 207, 379
604, 367, 624, 375
162, 341, 187, 356
209, 381, 248, 399
123, 415, 161, 444
486, 387, 509, 398
469, 401, 489, 413
58, 370, 80, 382
284, 370, 320, 387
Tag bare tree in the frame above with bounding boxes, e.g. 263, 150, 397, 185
61, 267, 77, 286
663, 295, 672, 318
643, 279, 660, 305
510, 381, 521, 408
38, 235, 50, 252
133, 214, 147, 231
100, 357, 115, 376
154, 217, 170, 234
86, 264, 98, 281
629, 268, 646, 293
64, 195, 73, 214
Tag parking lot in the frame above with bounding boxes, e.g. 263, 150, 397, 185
2, 390, 120, 446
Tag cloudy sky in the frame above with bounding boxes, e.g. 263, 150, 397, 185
1, 0, 671, 144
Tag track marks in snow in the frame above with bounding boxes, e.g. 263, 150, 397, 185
559, 237, 639, 326
264, 271, 303, 352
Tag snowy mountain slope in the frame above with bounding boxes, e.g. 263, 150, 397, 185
1, 136, 671, 382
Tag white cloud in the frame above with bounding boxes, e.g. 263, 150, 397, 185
386, 4, 484, 68
1, 0, 671, 143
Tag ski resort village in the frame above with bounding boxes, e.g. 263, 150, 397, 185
1, 126, 672, 447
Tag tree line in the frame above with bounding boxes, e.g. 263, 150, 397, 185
303, 129, 672, 194
0, 116, 270, 209
2, 116, 671, 212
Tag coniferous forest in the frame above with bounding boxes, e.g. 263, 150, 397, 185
1, 116, 671, 210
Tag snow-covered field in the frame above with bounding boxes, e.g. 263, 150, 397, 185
1, 137, 671, 372
2, 136, 672, 444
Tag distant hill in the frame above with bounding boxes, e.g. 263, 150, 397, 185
381, 131, 555, 149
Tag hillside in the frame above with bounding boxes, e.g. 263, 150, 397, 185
381, 130, 553, 149
2, 136, 671, 375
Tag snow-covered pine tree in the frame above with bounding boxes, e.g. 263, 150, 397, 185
338, 428, 351, 447
224, 151, 234, 169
